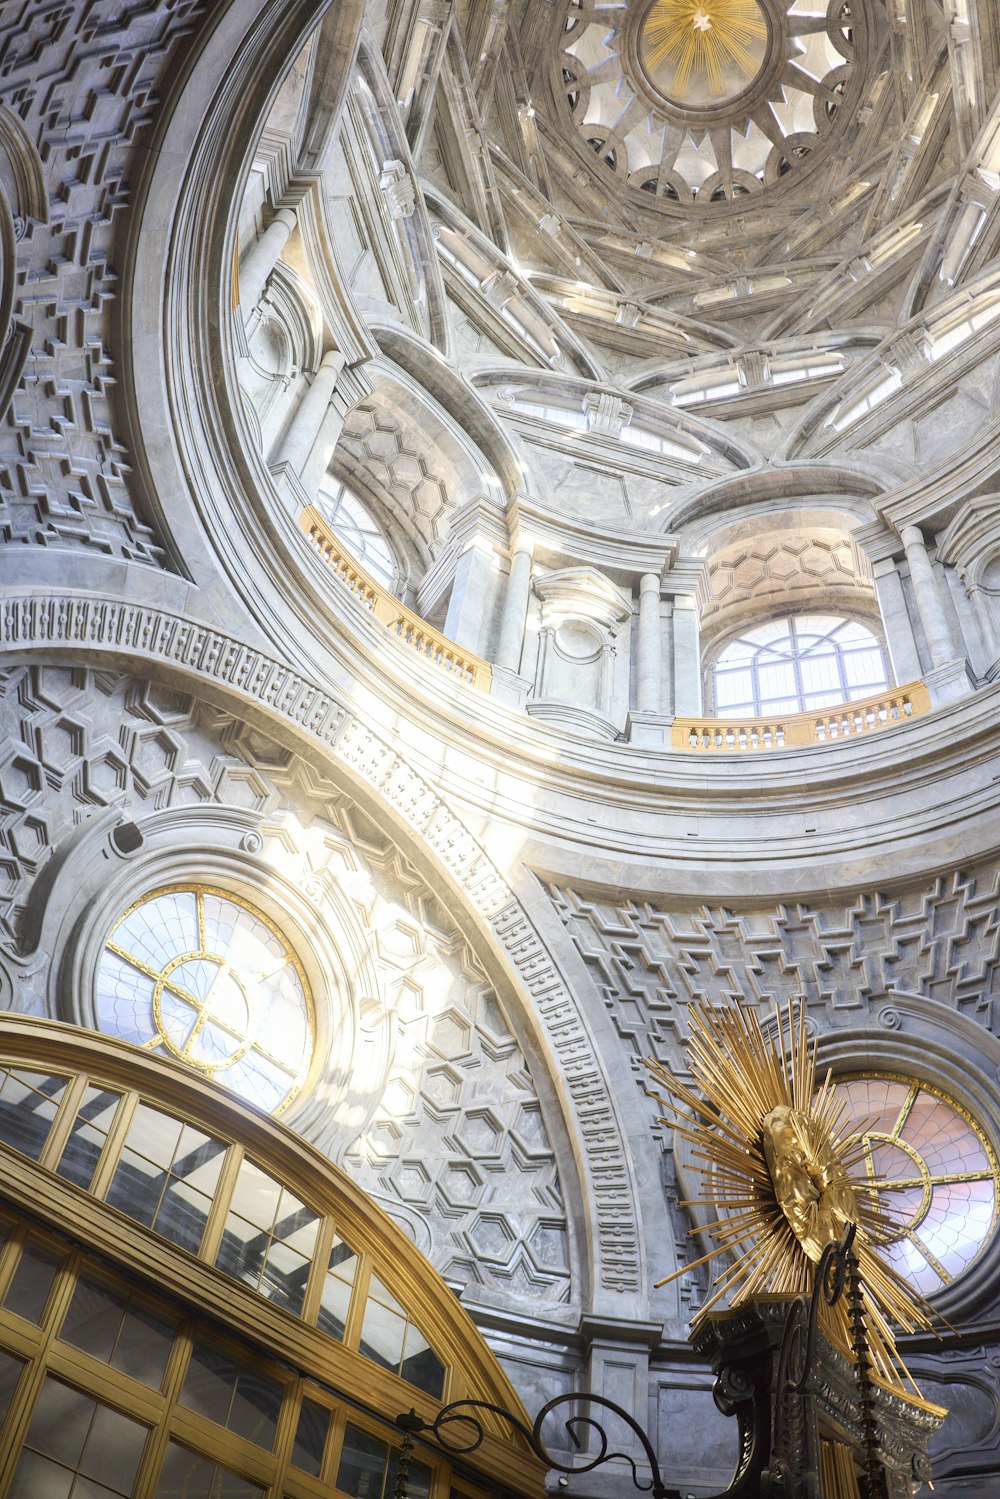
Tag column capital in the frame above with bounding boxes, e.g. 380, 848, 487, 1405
899, 522, 928, 551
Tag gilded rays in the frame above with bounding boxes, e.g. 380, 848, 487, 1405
645, 1000, 938, 1389
640, 0, 767, 101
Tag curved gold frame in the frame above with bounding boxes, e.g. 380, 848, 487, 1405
837, 1072, 1000, 1290
103, 883, 317, 1115
0, 1016, 544, 1498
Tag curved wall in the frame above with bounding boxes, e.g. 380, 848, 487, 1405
3, 0, 1000, 1494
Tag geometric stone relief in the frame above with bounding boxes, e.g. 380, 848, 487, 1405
549, 869, 1000, 1329
2, 596, 641, 1299
0, 0, 200, 563
700, 527, 877, 637
0, 664, 573, 1309
549, 870, 1000, 1086
340, 398, 452, 549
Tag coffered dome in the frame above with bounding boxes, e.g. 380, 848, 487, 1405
555, 0, 860, 204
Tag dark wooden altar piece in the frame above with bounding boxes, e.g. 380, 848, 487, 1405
692, 1297, 945, 1499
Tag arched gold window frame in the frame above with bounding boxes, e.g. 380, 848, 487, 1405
0, 1017, 544, 1499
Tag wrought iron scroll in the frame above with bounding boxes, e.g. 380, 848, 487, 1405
395, 1393, 684, 1499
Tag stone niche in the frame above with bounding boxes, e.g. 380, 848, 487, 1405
525, 567, 632, 739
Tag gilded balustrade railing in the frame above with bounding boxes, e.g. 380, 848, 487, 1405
672, 681, 931, 751
298, 507, 493, 690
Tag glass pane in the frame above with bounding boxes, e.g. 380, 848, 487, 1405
126, 1104, 182, 1170
337, 1424, 388, 1499
228, 1366, 282, 1450
216, 1213, 267, 1290
181, 1341, 237, 1428
80, 1403, 148, 1491
154, 1177, 213, 1254
262, 1239, 311, 1316
0, 1347, 24, 1425
292, 1398, 330, 1475
7, 1450, 75, 1499
56, 1087, 122, 1189
359, 1297, 406, 1372
275, 1192, 319, 1256
60, 1278, 125, 1363
366, 1275, 406, 1317
107, 1147, 166, 1229
400, 1325, 445, 1398
316, 1268, 352, 1340
155, 1441, 265, 1499
113, 1302, 175, 1389
5, 1239, 61, 1324
714, 669, 752, 708
171, 1128, 226, 1197
0, 1069, 67, 1159
23, 1379, 94, 1466
228, 1160, 281, 1231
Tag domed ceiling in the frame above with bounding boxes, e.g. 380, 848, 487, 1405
556, 0, 859, 205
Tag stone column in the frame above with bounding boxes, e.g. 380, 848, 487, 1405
238, 208, 296, 313
444, 545, 500, 656
279, 350, 346, 492
635, 573, 662, 714
900, 524, 958, 668
872, 557, 922, 683
671, 595, 702, 715
496, 542, 533, 672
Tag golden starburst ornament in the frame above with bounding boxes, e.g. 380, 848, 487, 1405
645, 999, 938, 1389
639, 0, 768, 106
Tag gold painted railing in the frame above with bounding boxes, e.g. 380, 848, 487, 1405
672, 681, 932, 751
298, 506, 493, 690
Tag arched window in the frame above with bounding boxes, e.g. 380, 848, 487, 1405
315, 479, 396, 589
711, 613, 891, 717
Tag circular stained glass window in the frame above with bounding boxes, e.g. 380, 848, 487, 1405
834, 1075, 999, 1296
97, 886, 314, 1115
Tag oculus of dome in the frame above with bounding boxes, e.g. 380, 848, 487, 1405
560, 0, 858, 203
635, 0, 772, 114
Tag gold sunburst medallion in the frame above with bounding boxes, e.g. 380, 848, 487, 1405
645, 1000, 939, 1389
638, 0, 769, 108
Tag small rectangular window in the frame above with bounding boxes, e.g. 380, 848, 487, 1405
3, 1237, 62, 1325
59, 1274, 176, 1390
56, 1085, 124, 1189
154, 1439, 265, 1498
8, 1376, 149, 1498
106, 1104, 226, 1254
291, 1396, 330, 1475
180, 1336, 284, 1452
0, 1067, 67, 1161
359, 1276, 445, 1398
215, 1157, 320, 1316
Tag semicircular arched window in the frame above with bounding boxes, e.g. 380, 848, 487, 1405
711, 613, 891, 718
832, 1074, 999, 1296
315, 479, 396, 590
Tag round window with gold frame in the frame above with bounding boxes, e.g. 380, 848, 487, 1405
95, 884, 315, 1115
832, 1074, 1000, 1296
